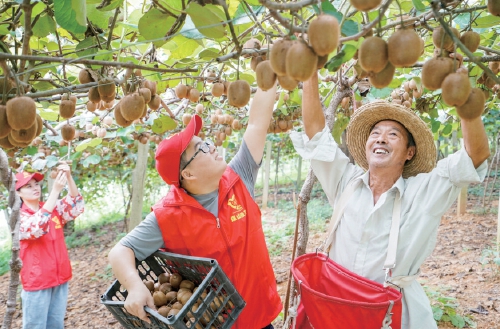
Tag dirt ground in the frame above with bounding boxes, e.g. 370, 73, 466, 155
0, 192, 499, 329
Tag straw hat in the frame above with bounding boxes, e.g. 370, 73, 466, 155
346, 100, 436, 178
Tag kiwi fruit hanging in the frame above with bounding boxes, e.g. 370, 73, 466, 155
98, 78, 115, 98
59, 99, 76, 119
317, 54, 329, 69
242, 38, 262, 58
88, 87, 101, 103
143, 80, 157, 95
441, 72, 471, 106
0, 136, 14, 149
149, 94, 161, 110
227, 80, 251, 108
114, 102, 132, 127
460, 31, 480, 52
285, 41, 318, 82
78, 69, 94, 84
456, 88, 485, 120
139, 88, 152, 103
175, 84, 188, 99
61, 124, 76, 141
120, 93, 145, 121
6, 96, 37, 130
0, 105, 11, 138
387, 29, 422, 67
359, 36, 388, 73
211, 83, 224, 97
421, 57, 454, 91
488, 0, 500, 16
277, 75, 299, 91
35, 114, 43, 137
269, 38, 293, 76
188, 88, 201, 103
10, 119, 38, 143
308, 14, 339, 56
350, 0, 381, 11
368, 62, 395, 88
250, 56, 264, 71
256, 60, 277, 91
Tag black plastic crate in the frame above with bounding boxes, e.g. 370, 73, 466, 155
101, 251, 245, 329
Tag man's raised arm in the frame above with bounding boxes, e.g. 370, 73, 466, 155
461, 115, 490, 168
243, 82, 278, 163
302, 71, 326, 140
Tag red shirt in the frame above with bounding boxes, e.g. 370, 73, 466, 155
19, 195, 84, 291
153, 167, 282, 328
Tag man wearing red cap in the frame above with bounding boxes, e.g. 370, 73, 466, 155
15, 163, 84, 329
109, 83, 282, 328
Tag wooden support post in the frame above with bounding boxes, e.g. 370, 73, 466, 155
262, 141, 272, 209
457, 186, 467, 216
497, 193, 500, 253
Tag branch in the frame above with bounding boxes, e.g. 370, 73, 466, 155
340, 0, 392, 42
43, 120, 59, 136
0, 53, 198, 74
216, 48, 270, 62
107, 8, 121, 50
218, 0, 241, 54
478, 46, 500, 56
0, 82, 98, 100
18, 0, 34, 80
258, 0, 317, 11
431, 1, 500, 85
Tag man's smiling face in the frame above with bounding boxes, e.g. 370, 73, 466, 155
365, 120, 416, 173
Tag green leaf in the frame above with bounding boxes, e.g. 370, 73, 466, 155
199, 48, 221, 59
75, 37, 105, 58
96, 0, 123, 11
75, 138, 102, 152
320, 1, 360, 36
450, 314, 465, 328
325, 44, 357, 72
474, 15, 500, 28
32, 14, 56, 38
412, 0, 426, 11
239, 73, 255, 85
43, 155, 58, 168
332, 114, 349, 144
164, 35, 201, 59
431, 120, 441, 133
54, 0, 87, 34
39, 109, 59, 121
152, 116, 177, 134
82, 154, 101, 167
186, 3, 226, 39
138, 8, 177, 47
432, 306, 444, 321
87, 3, 115, 30
0, 25, 10, 35
442, 123, 452, 136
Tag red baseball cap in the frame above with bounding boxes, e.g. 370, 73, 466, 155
155, 114, 203, 186
15, 171, 44, 190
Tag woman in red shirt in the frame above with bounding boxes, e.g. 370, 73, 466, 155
16, 163, 84, 329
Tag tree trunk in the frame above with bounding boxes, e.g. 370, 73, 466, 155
262, 141, 272, 209
0, 149, 22, 329
129, 141, 150, 231
274, 145, 281, 207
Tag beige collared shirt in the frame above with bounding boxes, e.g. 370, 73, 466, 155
290, 127, 487, 329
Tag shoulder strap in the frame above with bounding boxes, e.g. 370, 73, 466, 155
323, 178, 363, 253
323, 179, 402, 274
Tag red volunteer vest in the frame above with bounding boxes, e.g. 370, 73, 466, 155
153, 167, 282, 329
19, 202, 72, 291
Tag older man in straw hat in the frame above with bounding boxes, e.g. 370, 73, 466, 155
290, 71, 490, 329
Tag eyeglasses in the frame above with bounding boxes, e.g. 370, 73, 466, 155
181, 141, 213, 173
